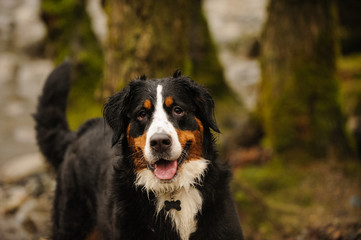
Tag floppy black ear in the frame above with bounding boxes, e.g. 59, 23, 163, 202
103, 86, 131, 146
195, 86, 220, 133
183, 78, 220, 133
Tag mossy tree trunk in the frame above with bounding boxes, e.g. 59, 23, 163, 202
104, 0, 191, 94
104, 0, 232, 96
41, 0, 104, 129
259, 0, 350, 158
104, 0, 242, 135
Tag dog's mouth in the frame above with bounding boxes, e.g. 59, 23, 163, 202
147, 141, 192, 181
153, 159, 178, 180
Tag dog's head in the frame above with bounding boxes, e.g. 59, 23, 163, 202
104, 72, 219, 192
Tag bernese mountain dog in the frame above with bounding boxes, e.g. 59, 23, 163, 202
34, 62, 244, 240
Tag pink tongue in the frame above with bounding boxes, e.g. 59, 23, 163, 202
154, 160, 177, 180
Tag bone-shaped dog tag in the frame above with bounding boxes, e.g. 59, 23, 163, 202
164, 200, 181, 211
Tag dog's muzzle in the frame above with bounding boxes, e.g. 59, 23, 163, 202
146, 135, 192, 181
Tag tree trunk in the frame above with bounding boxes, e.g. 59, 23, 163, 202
104, 0, 242, 136
104, 0, 191, 94
104, 0, 232, 95
259, 0, 350, 158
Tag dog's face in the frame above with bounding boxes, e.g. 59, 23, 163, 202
104, 73, 219, 192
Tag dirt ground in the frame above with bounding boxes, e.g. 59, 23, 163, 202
232, 154, 361, 240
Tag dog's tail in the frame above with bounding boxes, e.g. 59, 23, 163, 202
34, 61, 75, 170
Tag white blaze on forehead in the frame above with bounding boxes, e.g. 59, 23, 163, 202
144, 85, 182, 163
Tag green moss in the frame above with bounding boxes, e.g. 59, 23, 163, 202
339, 54, 361, 73
231, 159, 314, 238
339, 53, 361, 117
237, 159, 302, 193
260, 61, 348, 157
258, 0, 351, 159
42, 0, 104, 130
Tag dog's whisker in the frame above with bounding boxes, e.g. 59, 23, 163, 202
127, 149, 144, 158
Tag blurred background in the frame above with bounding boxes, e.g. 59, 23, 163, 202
0, 0, 360, 239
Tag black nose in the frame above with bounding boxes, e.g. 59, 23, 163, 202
150, 133, 172, 152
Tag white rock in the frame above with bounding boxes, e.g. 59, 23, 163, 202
0, 153, 45, 183
13, 0, 46, 49
13, 126, 35, 144
86, 0, 108, 45
203, 0, 268, 110
5, 102, 24, 117
0, 187, 28, 215
0, 53, 17, 86
17, 59, 53, 102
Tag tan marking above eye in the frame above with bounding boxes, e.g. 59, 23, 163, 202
144, 99, 152, 110
165, 96, 174, 107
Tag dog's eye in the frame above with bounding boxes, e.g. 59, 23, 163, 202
173, 106, 184, 116
137, 110, 147, 121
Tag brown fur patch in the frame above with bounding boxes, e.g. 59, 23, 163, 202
86, 229, 101, 240
144, 99, 152, 109
176, 118, 204, 162
165, 96, 174, 107
127, 124, 147, 172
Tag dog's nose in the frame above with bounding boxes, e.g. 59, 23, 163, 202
150, 133, 172, 152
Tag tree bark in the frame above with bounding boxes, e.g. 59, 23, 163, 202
104, 0, 190, 94
104, 0, 242, 137
259, 0, 350, 158
104, 0, 231, 96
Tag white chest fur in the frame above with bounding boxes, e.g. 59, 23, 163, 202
156, 187, 203, 240
135, 159, 209, 240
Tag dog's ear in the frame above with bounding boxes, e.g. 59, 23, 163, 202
194, 86, 220, 133
104, 86, 131, 146
182, 78, 220, 133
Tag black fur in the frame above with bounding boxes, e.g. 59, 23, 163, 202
35, 63, 244, 240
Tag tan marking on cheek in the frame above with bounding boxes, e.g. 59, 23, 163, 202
176, 129, 203, 161
165, 96, 174, 107
127, 124, 148, 172
85, 229, 101, 240
132, 134, 147, 171
144, 99, 152, 109
177, 117, 205, 163
195, 117, 204, 135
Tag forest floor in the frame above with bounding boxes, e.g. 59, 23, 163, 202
232, 154, 361, 240
1, 52, 360, 239
1, 150, 360, 240
228, 52, 361, 240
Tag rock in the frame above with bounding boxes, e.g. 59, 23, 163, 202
0, 0, 19, 51
13, 0, 46, 49
86, 0, 108, 45
15, 199, 37, 229
203, 0, 268, 110
0, 53, 17, 86
0, 187, 28, 215
16, 59, 53, 102
13, 126, 36, 144
5, 102, 24, 118
0, 153, 45, 183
